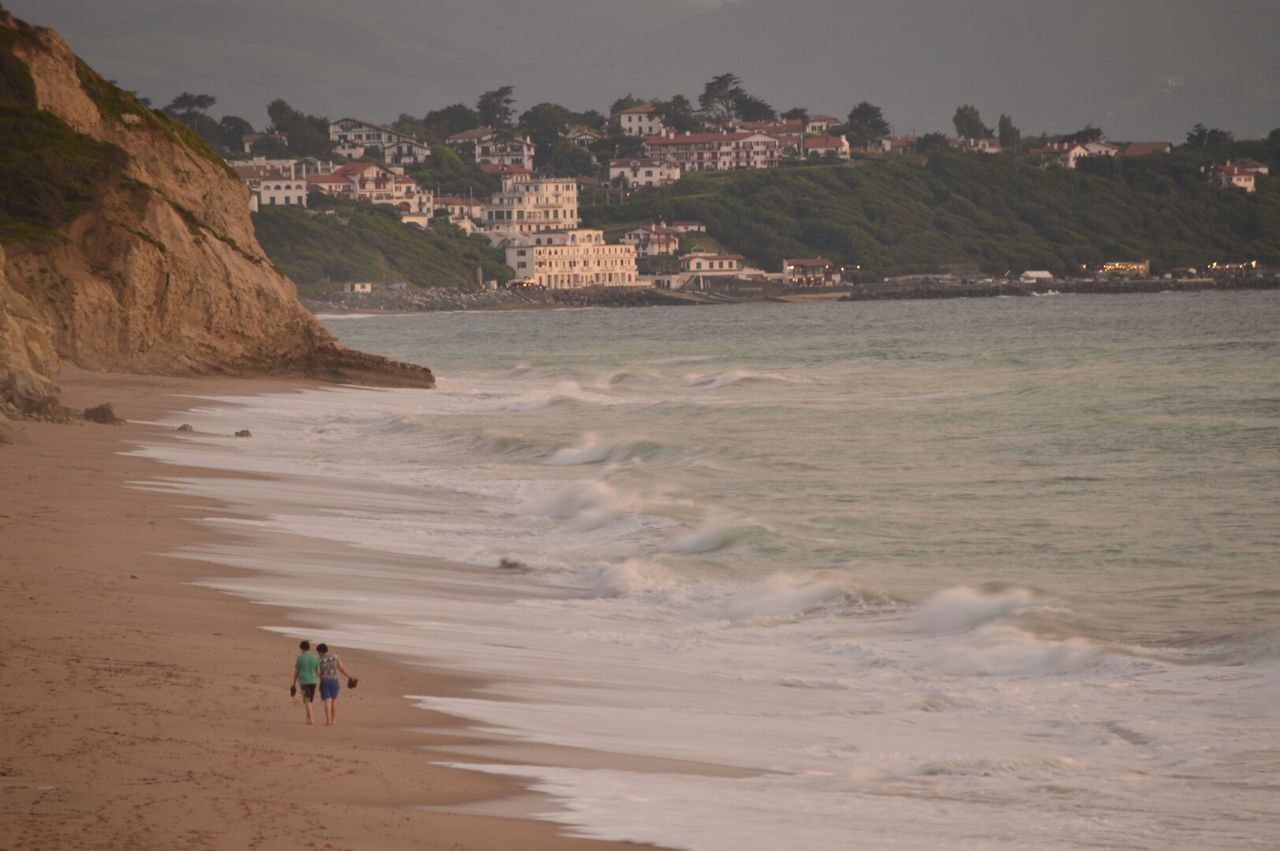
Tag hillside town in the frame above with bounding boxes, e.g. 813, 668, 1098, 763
215, 82, 1271, 297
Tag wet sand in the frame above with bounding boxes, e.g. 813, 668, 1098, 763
0, 368, 659, 851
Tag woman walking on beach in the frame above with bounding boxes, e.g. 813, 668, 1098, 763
315, 643, 355, 727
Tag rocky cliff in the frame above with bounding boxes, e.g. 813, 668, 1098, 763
0, 10, 433, 417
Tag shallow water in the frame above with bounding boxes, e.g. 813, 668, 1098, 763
132, 292, 1280, 850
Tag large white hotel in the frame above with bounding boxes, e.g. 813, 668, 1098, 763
484, 170, 638, 288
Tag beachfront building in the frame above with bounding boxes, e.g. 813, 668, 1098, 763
609, 157, 682, 188
329, 118, 431, 165
232, 161, 308, 210
782, 258, 836, 286
307, 162, 433, 213
1019, 270, 1055, 284
680, 252, 746, 274
482, 171, 579, 237
614, 103, 665, 137
620, 224, 680, 258
506, 229, 639, 288
1097, 260, 1151, 278
643, 132, 781, 171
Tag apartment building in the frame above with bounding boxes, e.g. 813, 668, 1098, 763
482, 171, 579, 235
643, 132, 781, 171
506, 229, 639, 288
329, 118, 431, 165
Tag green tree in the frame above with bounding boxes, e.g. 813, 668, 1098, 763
424, 103, 480, 139
997, 113, 1021, 151
164, 92, 216, 129
654, 95, 700, 133
734, 92, 776, 122
216, 115, 255, 151
845, 101, 890, 149
916, 132, 950, 154
519, 103, 570, 155
781, 107, 810, 122
477, 85, 516, 129
699, 73, 745, 124
1068, 125, 1104, 144
952, 104, 991, 139
544, 139, 598, 177
1185, 123, 1234, 148
266, 98, 333, 158
610, 94, 645, 116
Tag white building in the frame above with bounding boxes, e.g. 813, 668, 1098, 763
643, 132, 781, 172
680, 253, 746, 274
565, 125, 603, 148
615, 103, 665, 137
306, 162, 433, 213
620, 224, 680, 258
609, 157, 682, 188
506, 229, 639, 288
329, 118, 431, 165
232, 162, 308, 211
445, 126, 497, 148
802, 135, 851, 159
1212, 165, 1256, 192
1019, 270, 1055, 284
342, 282, 374, 294
476, 134, 536, 170
806, 114, 839, 134
482, 172, 579, 236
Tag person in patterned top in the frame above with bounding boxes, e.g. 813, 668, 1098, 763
314, 643, 356, 726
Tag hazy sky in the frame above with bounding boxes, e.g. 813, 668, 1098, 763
9, 0, 1277, 140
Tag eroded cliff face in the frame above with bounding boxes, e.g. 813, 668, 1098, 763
0, 11, 433, 416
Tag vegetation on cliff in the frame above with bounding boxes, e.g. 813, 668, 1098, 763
252, 194, 512, 290
0, 25, 128, 243
582, 142, 1280, 276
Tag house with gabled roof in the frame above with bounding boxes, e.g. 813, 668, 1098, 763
476, 133, 536, 170
306, 162, 433, 212
802, 135, 850, 160
806, 115, 839, 134
565, 125, 604, 148
1211, 165, 1256, 192
329, 118, 430, 165
620, 224, 680, 258
609, 157, 682, 188
445, 126, 497, 147
614, 103, 665, 137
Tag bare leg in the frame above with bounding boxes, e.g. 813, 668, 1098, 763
304, 699, 314, 725
330, 699, 337, 727
324, 698, 335, 726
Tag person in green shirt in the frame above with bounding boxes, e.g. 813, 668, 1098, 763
290, 640, 320, 725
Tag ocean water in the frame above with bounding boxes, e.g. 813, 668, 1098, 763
131, 292, 1280, 850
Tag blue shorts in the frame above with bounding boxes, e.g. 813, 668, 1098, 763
320, 678, 340, 700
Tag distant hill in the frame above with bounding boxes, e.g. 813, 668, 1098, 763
581, 146, 1280, 277
252, 196, 512, 291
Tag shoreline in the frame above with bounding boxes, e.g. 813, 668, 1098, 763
0, 368, 660, 851
303, 275, 1280, 314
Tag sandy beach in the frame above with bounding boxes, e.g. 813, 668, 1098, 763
0, 369, 657, 851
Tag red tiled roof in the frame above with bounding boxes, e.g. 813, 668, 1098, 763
804, 136, 845, 149
618, 103, 657, 115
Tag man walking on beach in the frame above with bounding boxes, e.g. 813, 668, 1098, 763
316, 643, 356, 727
290, 640, 319, 725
